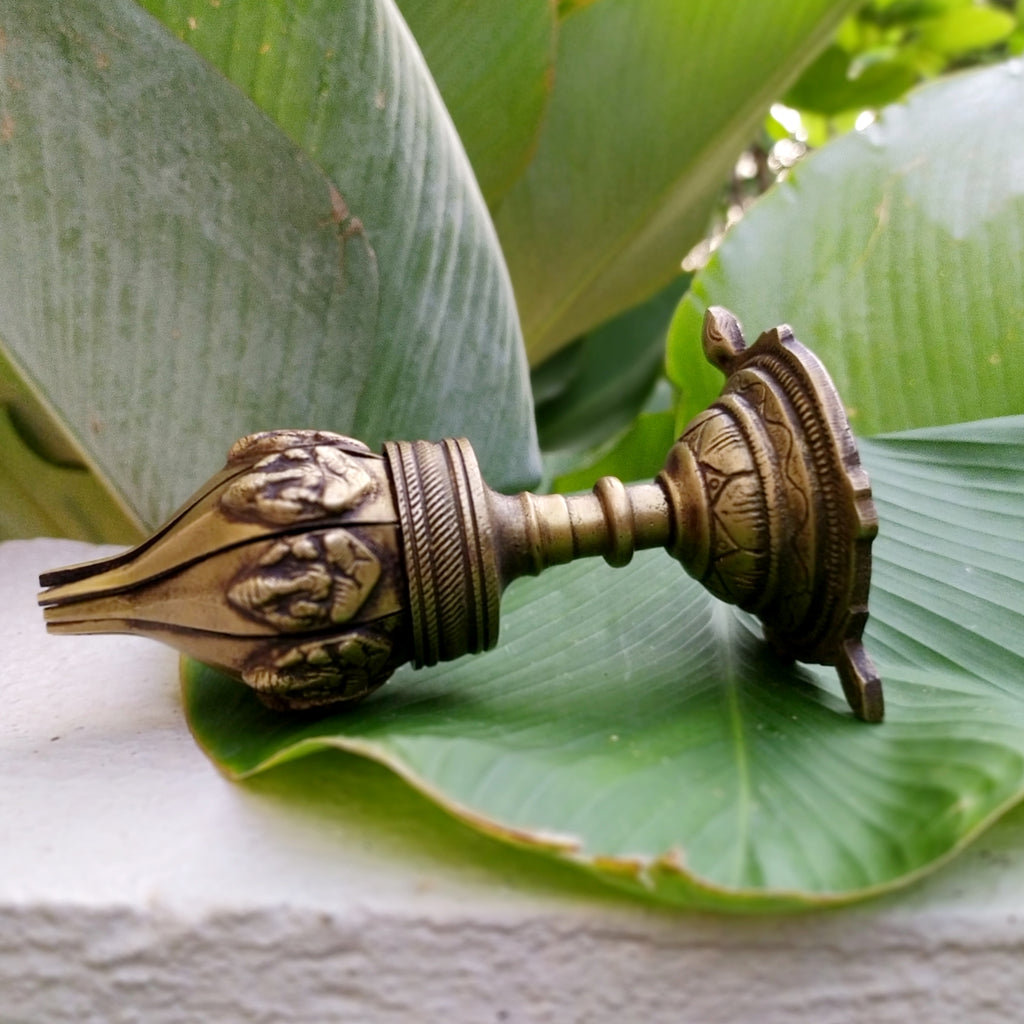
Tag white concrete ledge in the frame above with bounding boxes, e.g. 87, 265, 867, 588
4, 538, 1024, 1022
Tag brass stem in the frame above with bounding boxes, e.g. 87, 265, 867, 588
490, 481, 672, 581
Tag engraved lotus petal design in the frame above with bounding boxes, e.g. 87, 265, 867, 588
39, 309, 882, 721
226, 529, 381, 631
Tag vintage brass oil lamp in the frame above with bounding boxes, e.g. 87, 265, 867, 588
39, 308, 883, 721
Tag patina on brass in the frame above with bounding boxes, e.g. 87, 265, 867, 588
38, 307, 883, 721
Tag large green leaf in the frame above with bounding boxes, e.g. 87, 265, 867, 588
669, 60, 1024, 435
185, 417, 1024, 909
0, 0, 537, 537
0, 421, 139, 543
136, 0, 539, 489
493, 0, 863, 363
147, 0, 557, 210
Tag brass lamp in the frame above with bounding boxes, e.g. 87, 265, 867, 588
39, 307, 883, 721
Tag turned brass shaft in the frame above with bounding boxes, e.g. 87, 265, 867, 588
493, 481, 672, 576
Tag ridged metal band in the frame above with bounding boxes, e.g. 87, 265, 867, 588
730, 333, 876, 665
384, 438, 501, 668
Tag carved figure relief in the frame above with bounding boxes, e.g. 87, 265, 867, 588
242, 629, 395, 708
226, 429, 371, 466
227, 529, 380, 631
220, 443, 375, 525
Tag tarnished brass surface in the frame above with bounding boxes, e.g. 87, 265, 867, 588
39, 308, 882, 720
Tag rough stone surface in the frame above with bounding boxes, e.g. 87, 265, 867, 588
4, 539, 1024, 1022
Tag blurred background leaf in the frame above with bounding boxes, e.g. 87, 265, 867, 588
395, 0, 557, 206
0, 348, 138, 541
780, 0, 1021, 141
493, 0, 864, 363
533, 274, 688, 475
